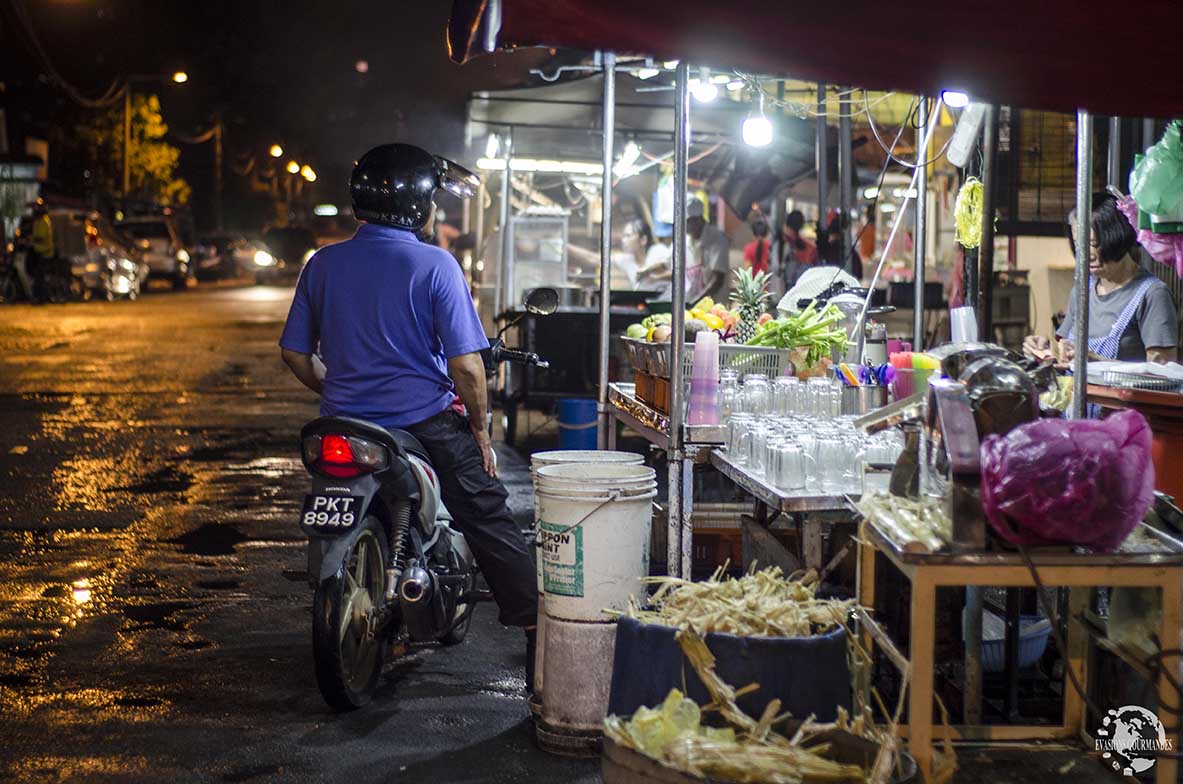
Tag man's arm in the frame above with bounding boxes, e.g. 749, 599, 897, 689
281, 348, 324, 394
1147, 346, 1178, 364
447, 351, 497, 477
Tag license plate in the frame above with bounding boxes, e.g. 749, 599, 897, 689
300, 495, 363, 532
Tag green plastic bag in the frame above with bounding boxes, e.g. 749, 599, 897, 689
1130, 120, 1183, 217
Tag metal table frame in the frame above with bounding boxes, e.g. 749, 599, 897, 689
857, 518, 1183, 783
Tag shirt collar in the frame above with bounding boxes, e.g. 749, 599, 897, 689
356, 223, 419, 242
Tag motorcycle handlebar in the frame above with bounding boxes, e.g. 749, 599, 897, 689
496, 347, 548, 369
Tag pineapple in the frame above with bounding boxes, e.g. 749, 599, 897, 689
730, 267, 772, 344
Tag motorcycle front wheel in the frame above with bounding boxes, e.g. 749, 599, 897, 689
312, 516, 389, 710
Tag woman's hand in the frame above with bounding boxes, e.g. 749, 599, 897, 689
1022, 334, 1053, 360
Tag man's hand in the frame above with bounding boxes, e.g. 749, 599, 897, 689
470, 422, 497, 477
281, 348, 324, 394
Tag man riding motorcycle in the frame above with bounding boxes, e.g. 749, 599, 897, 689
278, 143, 537, 688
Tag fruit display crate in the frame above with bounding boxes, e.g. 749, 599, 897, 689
620, 336, 793, 380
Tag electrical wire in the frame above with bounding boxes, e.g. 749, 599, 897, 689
865, 93, 955, 169
6, 0, 125, 108
734, 76, 897, 120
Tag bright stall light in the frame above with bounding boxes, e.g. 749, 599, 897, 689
863, 187, 880, 199
313, 204, 338, 216
615, 141, 642, 178
662, 60, 679, 69
286, 160, 300, 175
726, 79, 745, 91
941, 90, 970, 109
742, 115, 773, 147
636, 67, 660, 80
302, 248, 317, 264
301, 165, 316, 182
477, 157, 603, 176
692, 81, 718, 103
254, 250, 276, 267
269, 144, 284, 158
880, 203, 897, 213
171, 71, 189, 84
485, 134, 501, 159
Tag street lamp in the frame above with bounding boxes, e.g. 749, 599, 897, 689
286, 160, 300, 175
300, 165, 316, 182
171, 71, 189, 84
269, 144, 284, 158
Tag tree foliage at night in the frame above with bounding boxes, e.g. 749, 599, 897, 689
78, 94, 191, 207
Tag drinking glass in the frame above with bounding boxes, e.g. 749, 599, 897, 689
843, 436, 866, 496
815, 438, 846, 494
749, 424, 772, 476
772, 377, 798, 416
727, 413, 754, 465
720, 370, 740, 420
772, 442, 813, 492
743, 377, 770, 417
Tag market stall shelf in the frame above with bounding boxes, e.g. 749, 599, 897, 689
606, 382, 726, 450
856, 516, 1183, 784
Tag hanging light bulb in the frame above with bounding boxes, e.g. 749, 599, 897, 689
742, 90, 773, 147
941, 90, 970, 108
485, 134, 501, 159
692, 67, 718, 103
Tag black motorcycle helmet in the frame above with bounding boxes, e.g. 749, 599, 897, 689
349, 143, 480, 231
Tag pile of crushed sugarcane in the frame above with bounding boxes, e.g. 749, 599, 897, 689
605, 628, 888, 783
619, 565, 854, 638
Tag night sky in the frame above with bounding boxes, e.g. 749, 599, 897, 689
2, 0, 546, 230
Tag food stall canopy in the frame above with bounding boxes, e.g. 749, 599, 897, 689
470, 73, 824, 216
449, 0, 1183, 117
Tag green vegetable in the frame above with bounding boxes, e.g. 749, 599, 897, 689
625, 323, 648, 339
744, 301, 848, 366
641, 313, 672, 330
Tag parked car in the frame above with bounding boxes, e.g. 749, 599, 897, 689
116, 215, 192, 289
11, 210, 147, 302
259, 226, 317, 284
193, 234, 277, 282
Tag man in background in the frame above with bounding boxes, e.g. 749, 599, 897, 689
687, 198, 730, 303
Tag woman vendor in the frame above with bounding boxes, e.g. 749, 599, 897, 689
1023, 193, 1178, 364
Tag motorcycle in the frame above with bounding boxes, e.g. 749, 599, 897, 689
298, 287, 558, 710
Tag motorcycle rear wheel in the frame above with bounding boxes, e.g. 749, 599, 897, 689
439, 572, 476, 646
312, 516, 389, 710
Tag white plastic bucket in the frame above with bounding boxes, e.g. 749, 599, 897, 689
535, 463, 655, 622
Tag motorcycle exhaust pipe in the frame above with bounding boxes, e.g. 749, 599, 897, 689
398, 566, 434, 605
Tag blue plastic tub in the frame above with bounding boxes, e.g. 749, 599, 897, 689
557, 398, 598, 450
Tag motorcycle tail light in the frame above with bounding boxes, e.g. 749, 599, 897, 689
307, 434, 388, 478
347, 437, 388, 470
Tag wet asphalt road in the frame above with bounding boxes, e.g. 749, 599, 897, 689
0, 285, 599, 784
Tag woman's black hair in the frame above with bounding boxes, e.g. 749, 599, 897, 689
751, 219, 769, 237
1066, 192, 1138, 263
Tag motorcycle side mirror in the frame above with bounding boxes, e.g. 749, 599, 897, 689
524, 287, 559, 316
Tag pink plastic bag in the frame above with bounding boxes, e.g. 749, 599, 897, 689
1117, 195, 1183, 278
980, 410, 1155, 552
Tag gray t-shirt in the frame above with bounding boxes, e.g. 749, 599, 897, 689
1056, 268, 1179, 360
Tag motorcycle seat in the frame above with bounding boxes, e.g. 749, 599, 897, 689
388, 429, 429, 463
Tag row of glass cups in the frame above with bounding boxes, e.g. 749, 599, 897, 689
721, 371, 845, 420
726, 413, 866, 495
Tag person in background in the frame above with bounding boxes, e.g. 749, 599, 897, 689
687, 198, 730, 303
570, 217, 669, 291
1023, 192, 1178, 364
29, 202, 54, 302
743, 218, 771, 276
780, 209, 818, 290
819, 215, 862, 279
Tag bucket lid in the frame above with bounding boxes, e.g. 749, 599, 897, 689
531, 450, 644, 467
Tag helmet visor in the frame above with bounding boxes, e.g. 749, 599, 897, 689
434, 156, 480, 199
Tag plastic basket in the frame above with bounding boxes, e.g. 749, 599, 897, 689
682, 344, 793, 379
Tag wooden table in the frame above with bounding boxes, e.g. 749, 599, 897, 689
857, 518, 1183, 783
1087, 383, 1183, 501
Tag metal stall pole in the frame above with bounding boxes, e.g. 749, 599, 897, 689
1143, 118, 1156, 152
667, 62, 693, 579
913, 97, 930, 349
770, 81, 786, 289
816, 84, 829, 229
1072, 112, 1094, 420
597, 52, 617, 449
976, 105, 999, 341
1108, 116, 1122, 187
495, 130, 513, 319
839, 88, 854, 268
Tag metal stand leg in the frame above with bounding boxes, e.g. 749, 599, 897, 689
964, 586, 983, 724
666, 452, 693, 578
679, 455, 693, 580
909, 575, 937, 782
1004, 587, 1022, 721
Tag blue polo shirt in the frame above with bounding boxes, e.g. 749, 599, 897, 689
279, 223, 488, 429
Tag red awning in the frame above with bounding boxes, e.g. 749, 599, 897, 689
449, 0, 1183, 118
